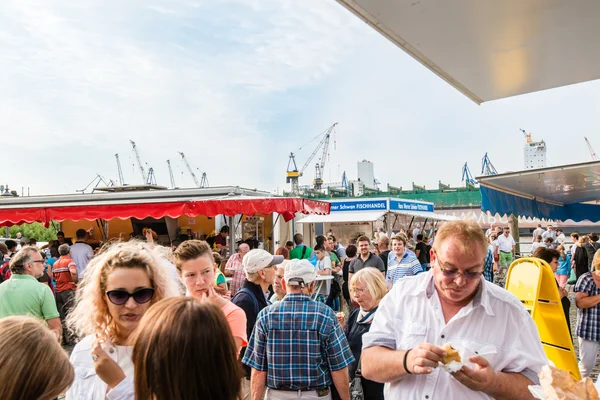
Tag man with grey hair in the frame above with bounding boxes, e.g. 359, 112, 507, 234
233, 249, 282, 399
269, 263, 287, 303
0, 246, 61, 339
49, 244, 78, 344
243, 259, 354, 399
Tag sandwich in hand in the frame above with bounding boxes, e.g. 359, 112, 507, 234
441, 343, 461, 365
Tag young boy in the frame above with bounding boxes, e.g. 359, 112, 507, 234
314, 244, 331, 303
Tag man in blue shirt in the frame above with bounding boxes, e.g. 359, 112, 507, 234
243, 259, 354, 399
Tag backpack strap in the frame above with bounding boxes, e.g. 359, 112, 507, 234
234, 288, 259, 315
301, 245, 308, 259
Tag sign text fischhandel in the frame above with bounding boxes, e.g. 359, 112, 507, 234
390, 199, 434, 212
330, 200, 387, 212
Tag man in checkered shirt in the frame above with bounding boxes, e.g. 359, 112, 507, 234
242, 259, 354, 400
225, 243, 250, 296
574, 250, 600, 378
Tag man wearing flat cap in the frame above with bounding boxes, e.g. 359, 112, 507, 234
243, 259, 354, 400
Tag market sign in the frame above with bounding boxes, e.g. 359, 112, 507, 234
330, 199, 387, 212
390, 199, 434, 213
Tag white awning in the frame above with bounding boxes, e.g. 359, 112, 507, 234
297, 211, 386, 224
390, 210, 459, 221
336, 0, 600, 103
297, 209, 458, 223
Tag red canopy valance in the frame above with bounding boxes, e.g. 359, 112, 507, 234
0, 197, 330, 225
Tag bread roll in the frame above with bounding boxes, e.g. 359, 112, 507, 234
441, 343, 461, 365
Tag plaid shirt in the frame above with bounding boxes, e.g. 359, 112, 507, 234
242, 293, 354, 390
483, 247, 494, 283
575, 272, 600, 341
225, 253, 245, 296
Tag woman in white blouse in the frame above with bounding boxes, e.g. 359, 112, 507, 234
66, 241, 180, 400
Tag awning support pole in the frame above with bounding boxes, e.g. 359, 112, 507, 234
407, 216, 415, 232
272, 213, 281, 253
228, 215, 235, 257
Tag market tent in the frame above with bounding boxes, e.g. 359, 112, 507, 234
297, 209, 458, 224
478, 161, 600, 222
389, 210, 458, 221
298, 211, 386, 224
0, 188, 330, 226
336, 0, 600, 103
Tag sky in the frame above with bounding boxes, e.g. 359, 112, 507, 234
1, 0, 599, 196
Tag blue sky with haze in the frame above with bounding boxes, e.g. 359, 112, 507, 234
1, 0, 599, 195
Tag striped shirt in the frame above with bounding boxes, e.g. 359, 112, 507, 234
574, 272, 600, 341
483, 247, 494, 283
53, 255, 77, 292
387, 250, 422, 286
242, 293, 354, 390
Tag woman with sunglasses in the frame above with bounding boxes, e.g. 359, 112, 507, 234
66, 241, 180, 400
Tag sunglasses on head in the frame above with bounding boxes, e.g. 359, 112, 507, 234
106, 288, 155, 305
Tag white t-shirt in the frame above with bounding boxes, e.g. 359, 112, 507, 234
496, 234, 515, 253
70, 242, 94, 277
316, 256, 331, 297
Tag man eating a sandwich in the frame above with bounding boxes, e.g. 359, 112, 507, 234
361, 220, 548, 399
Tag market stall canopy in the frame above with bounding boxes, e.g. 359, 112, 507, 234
478, 161, 600, 222
298, 211, 386, 224
336, 0, 600, 103
0, 187, 330, 226
298, 209, 457, 223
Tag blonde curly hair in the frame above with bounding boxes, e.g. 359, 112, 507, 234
67, 241, 181, 342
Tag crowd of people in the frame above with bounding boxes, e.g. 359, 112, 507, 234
0, 220, 599, 399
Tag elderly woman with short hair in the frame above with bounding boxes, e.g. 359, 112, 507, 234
338, 267, 387, 400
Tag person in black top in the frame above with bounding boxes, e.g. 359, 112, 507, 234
574, 237, 590, 281
414, 234, 429, 270
533, 247, 572, 339
342, 244, 357, 308
377, 236, 390, 273
338, 267, 386, 400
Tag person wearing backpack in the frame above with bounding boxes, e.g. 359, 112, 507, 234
232, 249, 283, 400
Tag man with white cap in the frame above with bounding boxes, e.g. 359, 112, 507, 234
233, 248, 283, 399
243, 259, 354, 400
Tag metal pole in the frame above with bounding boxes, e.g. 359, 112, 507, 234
509, 214, 520, 255
228, 215, 235, 257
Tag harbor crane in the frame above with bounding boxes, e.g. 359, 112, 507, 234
166, 160, 177, 189
461, 162, 477, 186
481, 153, 498, 176
78, 174, 114, 193
585, 137, 598, 161
115, 154, 126, 186
178, 152, 209, 188
286, 122, 338, 193
129, 140, 147, 183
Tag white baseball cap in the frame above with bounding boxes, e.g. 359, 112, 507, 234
242, 249, 284, 276
284, 259, 318, 287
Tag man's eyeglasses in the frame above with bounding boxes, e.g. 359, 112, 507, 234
434, 250, 483, 280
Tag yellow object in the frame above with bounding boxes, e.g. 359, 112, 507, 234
505, 257, 580, 380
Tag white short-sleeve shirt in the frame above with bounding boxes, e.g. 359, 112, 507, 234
362, 271, 547, 400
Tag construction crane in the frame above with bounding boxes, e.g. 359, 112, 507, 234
78, 174, 114, 193
115, 154, 126, 186
481, 153, 498, 175
178, 152, 209, 188
585, 137, 598, 161
461, 162, 477, 186
146, 167, 157, 185
520, 128, 532, 143
166, 160, 177, 189
130, 140, 147, 183
286, 122, 338, 193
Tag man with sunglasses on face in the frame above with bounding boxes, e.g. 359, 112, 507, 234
361, 220, 547, 400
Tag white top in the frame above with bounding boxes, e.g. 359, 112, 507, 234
532, 228, 545, 240
362, 272, 547, 400
70, 242, 94, 277
66, 335, 135, 400
496, 234, 515, 253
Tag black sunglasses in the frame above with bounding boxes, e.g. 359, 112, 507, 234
106, 288, 155, 305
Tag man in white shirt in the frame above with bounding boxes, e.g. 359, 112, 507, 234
361, 220, 547, 400
532, 224, 545, 242
412, 224, 421, 242
69, 229, 94, 278
542, 225, 556, 241
495, 227, 516, 286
